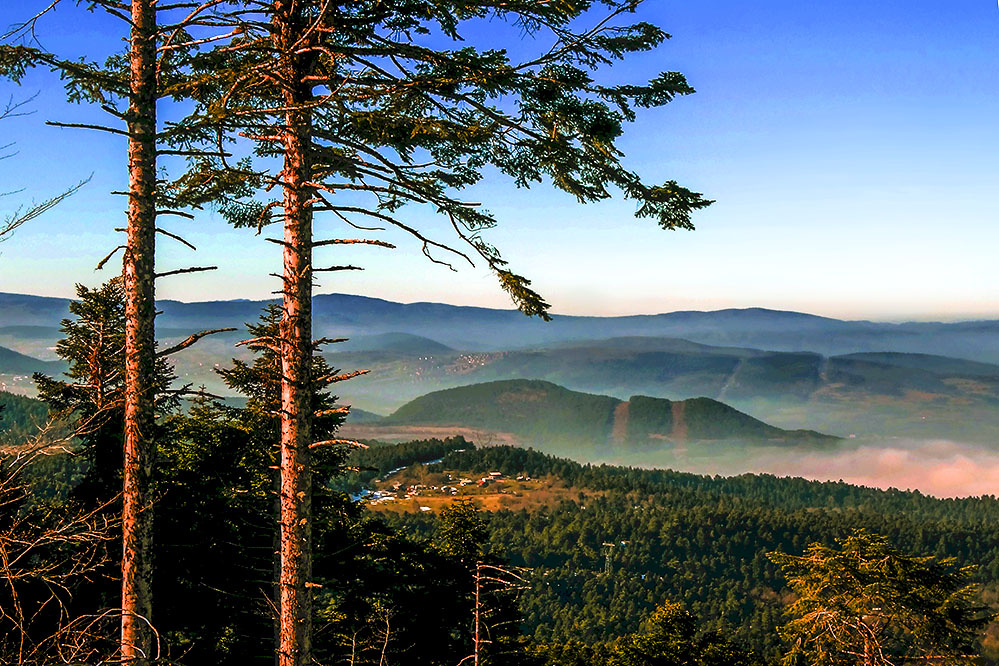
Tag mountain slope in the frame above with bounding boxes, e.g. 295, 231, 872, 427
333, 332, 454, 355
383, 379, 620, 450
0, 345, 65, 375
836, 352, 999, 377
622, 395, 835, 447
329, 338, 999, 442
5, 291, 999, 441
375, 379, 838, 453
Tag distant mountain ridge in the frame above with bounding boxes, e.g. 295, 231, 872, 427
367, 379, 839, 454
4, 290, 999, 361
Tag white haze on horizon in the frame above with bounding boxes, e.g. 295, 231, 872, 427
607, 438, 999, 500
741, 439, 999, 499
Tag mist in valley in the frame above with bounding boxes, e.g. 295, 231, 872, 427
591, 438, 999, 500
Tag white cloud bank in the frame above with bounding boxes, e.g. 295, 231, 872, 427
613, 439, 999, 499
748, 440, 999, 499
712, 439, 999, 499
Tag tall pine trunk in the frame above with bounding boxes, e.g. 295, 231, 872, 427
275, 2, 314, 664
122, 0, 157, 662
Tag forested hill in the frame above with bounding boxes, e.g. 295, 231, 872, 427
376, 379, 838, 453
0, 391, 48, 442
380, 443, 999, 660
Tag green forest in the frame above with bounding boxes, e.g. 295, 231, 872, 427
385, 444, 999, 659
8, 402, 999, 665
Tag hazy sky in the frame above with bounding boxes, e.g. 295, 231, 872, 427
1, 0, 997, 320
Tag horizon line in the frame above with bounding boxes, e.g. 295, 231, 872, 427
1, 289, 996, 326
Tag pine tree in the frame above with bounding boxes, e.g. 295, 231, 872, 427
610, 601, 760, 666
217, 304, 357, 659
119, 3, 160, 659
768, 530, 991, 666
167, 4, 711, 662
436, 497, 489, 566
3, 5, 247, 660
29, 279, 180, 662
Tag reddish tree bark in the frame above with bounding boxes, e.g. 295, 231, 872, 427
274, 2, 315, 664
122, 0, 157, 663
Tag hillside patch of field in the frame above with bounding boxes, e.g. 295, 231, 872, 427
364, 466, 603, 515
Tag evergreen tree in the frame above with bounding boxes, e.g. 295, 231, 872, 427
610, 602, 760, 666
154, 397, 280, 664
190, 307, 474, 664
216, 303, 353, 507
768, 530, 991, 666
215, 305, 353, 658
30, 279, 179, 640
437, 497, 489, 566
169, 4, 712, 661
2, 4, 243, 659
34, 280, 176, 508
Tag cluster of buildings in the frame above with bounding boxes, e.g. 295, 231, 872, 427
362, 468, 534, 506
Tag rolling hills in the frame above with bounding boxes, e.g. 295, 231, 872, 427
0, 345, 66, 395
4, 291, 999, 443
0, 345, 64, 376
5, 290, 999, 361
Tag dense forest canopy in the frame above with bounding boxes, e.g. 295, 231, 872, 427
345, 441, 999, 661
0, 391, 47, 442
9, 425, 999, 664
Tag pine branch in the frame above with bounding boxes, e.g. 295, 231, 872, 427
312, 238, 396, 249
312, 337, 348, 348
313, 265, 363, 273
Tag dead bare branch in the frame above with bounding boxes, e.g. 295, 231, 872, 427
316, 369, 370, 384
155, 226, 197, 250
95, 245, 126, 271
157, 327, 237, 357
154, 265, 217, 278
309, 439, 367, 449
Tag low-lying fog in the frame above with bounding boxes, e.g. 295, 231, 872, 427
599, 439, 999, 499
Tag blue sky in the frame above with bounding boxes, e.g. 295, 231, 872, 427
1, 0, 997, 320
